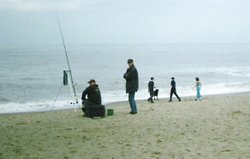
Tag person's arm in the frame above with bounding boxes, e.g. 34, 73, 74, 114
81, 88, 88, 100
123, 68, 129, 79
123, 72, 128, 79
125, 67, 137, 81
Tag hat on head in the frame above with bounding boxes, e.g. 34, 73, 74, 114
151, 77, 154, 80
88, 79, 95, 83
127, 59, 133, 64
171, 77, 175, 79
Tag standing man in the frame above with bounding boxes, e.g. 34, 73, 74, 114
169, 77, 181, 102
147, 77, 154, 103
123, 59, 139, 114
81, 79, 102, 116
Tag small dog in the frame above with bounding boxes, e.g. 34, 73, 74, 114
153, 89, 159, 100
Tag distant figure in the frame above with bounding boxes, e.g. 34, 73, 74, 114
147, 77, 154, 103
169, 77, 181, 102
81, 79, 103, 117
123, 59, 139, 114
194, 77, 202, 101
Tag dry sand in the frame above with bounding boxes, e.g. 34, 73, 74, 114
0, 93, 250, 159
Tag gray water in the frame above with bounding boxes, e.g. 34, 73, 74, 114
0, 43, 250, 113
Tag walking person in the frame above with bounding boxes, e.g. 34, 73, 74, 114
147, 77, 154, 103
194, 77, 202, 101
123, 59, 139, 114
169, 77, 181, 102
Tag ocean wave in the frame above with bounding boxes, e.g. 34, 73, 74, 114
211, 67, 250, 77
0, 97, 9, 102
0, 100, 80, 114
176, 66, 250, 77
194, 67, 250, 77
1, 81, 250, 114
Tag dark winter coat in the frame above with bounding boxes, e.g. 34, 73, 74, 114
123, 65, 139, 93
81, 84, 102, 105
148, 80, 154, 95
171, 80, 176, 91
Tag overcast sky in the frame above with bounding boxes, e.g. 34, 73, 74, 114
0, 0, 250, 45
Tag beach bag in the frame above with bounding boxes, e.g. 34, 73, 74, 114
86, 105, 106, 118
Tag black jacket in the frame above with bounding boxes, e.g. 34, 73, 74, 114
148, 80, 154, 93
81, 84, 102, 105
123, 65, 139, 93
171, 80, 176, 91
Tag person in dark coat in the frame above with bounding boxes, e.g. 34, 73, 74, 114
147, 77, 154, 103
169, 77, 181, 102
81, 79, 102, 116
123, 59, 139, 114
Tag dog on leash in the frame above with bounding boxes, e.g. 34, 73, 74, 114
153, 89, 159, 100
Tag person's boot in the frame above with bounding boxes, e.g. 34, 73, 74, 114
147, 98, 150, 103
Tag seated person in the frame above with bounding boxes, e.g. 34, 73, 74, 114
81, 79, 102, 116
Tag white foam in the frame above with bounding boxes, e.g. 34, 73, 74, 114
1, 82, 250, 114
0, 100, 80, 114
185, 66, 250, 77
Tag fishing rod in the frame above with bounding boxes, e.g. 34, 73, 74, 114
56, 13, 78, 105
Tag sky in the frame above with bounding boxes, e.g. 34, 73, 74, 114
0, 0, 250, 45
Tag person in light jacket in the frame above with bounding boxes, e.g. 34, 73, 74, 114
194, 77, 202, 101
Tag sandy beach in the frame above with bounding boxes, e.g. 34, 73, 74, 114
0, 93, 250, 159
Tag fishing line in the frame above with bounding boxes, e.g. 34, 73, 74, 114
56, 12, 78, 105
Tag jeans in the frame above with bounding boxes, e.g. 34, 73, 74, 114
128, 92, 137, 113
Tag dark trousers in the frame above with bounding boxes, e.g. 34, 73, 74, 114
170, 88, 181, 101
148, 91, 154, 103
81, 100, 95, 114
82, 100, 105, 118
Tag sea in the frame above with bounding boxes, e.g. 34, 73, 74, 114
0, 43, 250, 114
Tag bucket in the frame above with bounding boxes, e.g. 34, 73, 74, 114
107, 109, 114, 116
